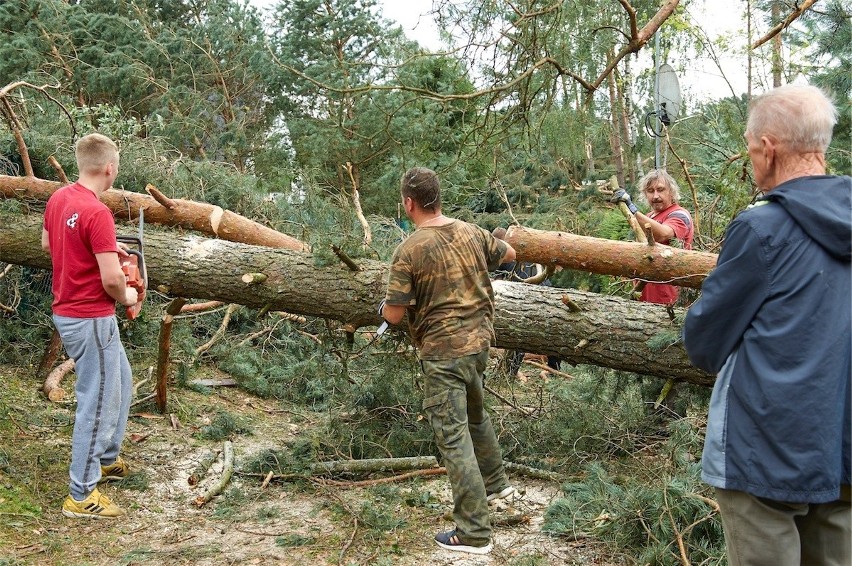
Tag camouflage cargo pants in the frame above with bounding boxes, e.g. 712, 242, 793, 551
421, 350, 510, 546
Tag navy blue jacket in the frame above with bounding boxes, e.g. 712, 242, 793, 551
683, 175, 851, 503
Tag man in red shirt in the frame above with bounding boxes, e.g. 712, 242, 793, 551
612, 170, 694, 304
42, 133, 139, 519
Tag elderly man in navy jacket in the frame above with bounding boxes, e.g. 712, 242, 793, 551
684, 84, 850, 565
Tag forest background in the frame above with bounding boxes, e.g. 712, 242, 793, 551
0, 0, 849, 564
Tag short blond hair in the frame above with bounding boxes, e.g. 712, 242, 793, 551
75, 133, 119, 174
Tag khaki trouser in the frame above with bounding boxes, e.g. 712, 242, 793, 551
421, 351, 510, 546
715, 486, 851, 566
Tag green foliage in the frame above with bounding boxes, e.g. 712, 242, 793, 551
120, 471, 150, 492
0, 483, 42, 517
325, 350, 434, 460
1, 2, 848, 560
267, 0, 486, 216
0, 0, 280, 170
196, 410, 253, 441
496, 368, 653, 470
356, 495, 407, 535
788, 0, 851, 174
543, 422, 725, 564
218, 335, 340, 408
241, 438, 320, 476
0, 267, 53, 366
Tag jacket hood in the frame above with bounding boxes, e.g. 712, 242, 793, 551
762, 175, 852, 261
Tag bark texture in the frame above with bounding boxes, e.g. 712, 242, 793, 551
1, 214, 713, 385
506, 225, 717, 289
0, 174, 308, 251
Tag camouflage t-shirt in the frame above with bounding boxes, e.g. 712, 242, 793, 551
385, 220, 508, 360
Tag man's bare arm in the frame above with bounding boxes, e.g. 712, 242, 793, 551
95, 252, 138, 306
633, 213, 675, 243
501, 243, 517, 264
382, 303, 407, 325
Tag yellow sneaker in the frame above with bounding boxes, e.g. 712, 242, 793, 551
100, 456, 129, 482
62, 488, 126, 519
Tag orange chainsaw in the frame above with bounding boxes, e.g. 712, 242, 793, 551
117, 209, 147, 320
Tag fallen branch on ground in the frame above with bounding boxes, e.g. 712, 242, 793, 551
194, 441, 233, 507
311, 456, 440, 475
188, 449, 222, 486
193, 304, 239, 359
316, 467, 447, 488
525, 360, 575, 380
503, 461, 570, 483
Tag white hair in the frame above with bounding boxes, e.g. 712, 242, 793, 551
746, 84, 838, 153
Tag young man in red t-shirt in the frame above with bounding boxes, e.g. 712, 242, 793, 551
611, 169, 694, 304
42, 133, 139, 519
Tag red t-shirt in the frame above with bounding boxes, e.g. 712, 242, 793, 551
640, 204, 694, 305
43, 183, 119, 317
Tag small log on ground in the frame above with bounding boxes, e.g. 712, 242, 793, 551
310, 456, 440, 475
317, 467, 447, 488
503, 460, 569, 483
43, 358, 74, 402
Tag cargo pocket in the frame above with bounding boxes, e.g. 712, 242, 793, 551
422, 390, 450, 443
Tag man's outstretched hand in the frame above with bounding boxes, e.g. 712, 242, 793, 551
610, 188, 638, 215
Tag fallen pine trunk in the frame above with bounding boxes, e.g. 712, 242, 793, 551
0, 214, 714, 386
0, 174, 308, 251
505, 224, 718, 288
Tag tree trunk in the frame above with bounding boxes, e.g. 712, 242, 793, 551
772, 1, 783, 87
0, 174, 308, 251
1, 214, 714, 386
607, 51, 626, 188
505, 225, 717, 289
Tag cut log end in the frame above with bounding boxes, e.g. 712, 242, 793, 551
47, 387, 66, 402
43, 358, 75, 403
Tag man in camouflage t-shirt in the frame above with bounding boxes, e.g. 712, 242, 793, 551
381, 167, 516, 555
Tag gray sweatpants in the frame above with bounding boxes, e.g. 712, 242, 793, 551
54, 315, 132, 500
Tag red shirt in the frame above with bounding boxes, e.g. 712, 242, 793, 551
44, 183, 119, 317
640, 204, 694, 305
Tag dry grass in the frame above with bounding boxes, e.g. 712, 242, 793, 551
0, 363, 625, 566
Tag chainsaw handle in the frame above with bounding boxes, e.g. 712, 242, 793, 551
119, 250, 146, 320
120, 247, 147, 289
117, 212, 146, 320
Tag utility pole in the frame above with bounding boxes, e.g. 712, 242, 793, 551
654, 29, 661, 170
